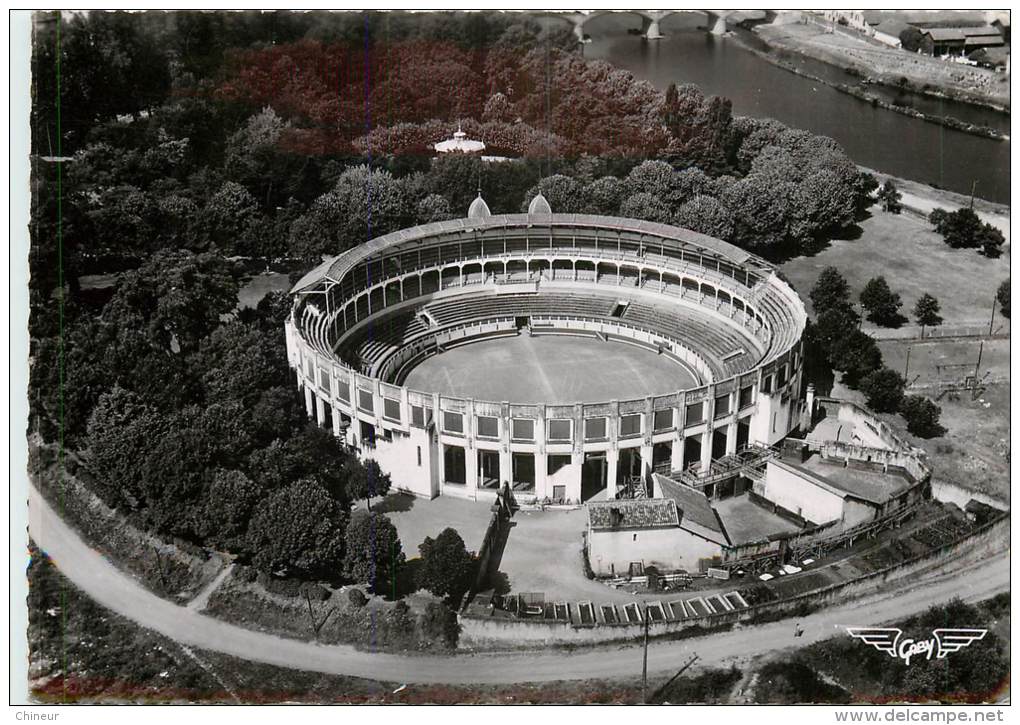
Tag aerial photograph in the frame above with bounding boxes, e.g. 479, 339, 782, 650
15, 7, 1011, 711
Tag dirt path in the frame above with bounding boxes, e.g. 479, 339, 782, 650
28, 484, 1010, 685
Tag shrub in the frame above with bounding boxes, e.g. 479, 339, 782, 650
876, 180, 902, 213
860, 367, 907, 413
347, 588, 368, 608
860, 276, 903, 327
996, 279, 1009, 318
419, 601, 460, 650
900, 395, 945, 438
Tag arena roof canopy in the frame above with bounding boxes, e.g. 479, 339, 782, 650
290, 213, 766, 295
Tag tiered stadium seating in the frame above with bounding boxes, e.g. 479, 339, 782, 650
338, 311, 428, 372
425, 293, 619, 326
622, 301, 759, 377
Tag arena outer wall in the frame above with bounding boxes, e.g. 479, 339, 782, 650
285, 208, 807, 505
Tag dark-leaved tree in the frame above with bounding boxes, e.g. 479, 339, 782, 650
877, 180, 902, 213
900, 395, 945, 438
415, 528, 477, 604
996, 279, 1010, 318
809, 267, 852, 316
828, 329, 883, 388
246, 478, 349, 579
860, 276, 903, 327
344, 458, 392, 510
912, 293, 943, 335
342, 511, 405, 595
860, 367, 907, 413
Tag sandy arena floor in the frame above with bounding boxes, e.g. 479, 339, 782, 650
402, 334, 700, 404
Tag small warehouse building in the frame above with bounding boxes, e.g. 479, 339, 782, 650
920, 26, 1005, 56
760, 452, 925, 530
586, 480, 729, 578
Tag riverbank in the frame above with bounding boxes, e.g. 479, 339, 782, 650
753, 18, 1009, 113
861, 166, 1009, 244
729, 26, 1008, 142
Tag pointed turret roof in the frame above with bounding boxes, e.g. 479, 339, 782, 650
468, 191, 491, 219
527, 192, 552, 215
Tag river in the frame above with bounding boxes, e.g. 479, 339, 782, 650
583, 21, 1010, 204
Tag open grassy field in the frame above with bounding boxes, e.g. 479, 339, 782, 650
781, 207, 1010, 326
403, 334, 700, 404
878, 337, 1009, 389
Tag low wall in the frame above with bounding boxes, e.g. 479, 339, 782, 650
458, 514, 1008, 648
931, 479, 1009, 512
809, 397, 932, 484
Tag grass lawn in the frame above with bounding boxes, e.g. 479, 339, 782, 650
877, 338, 1009, 389
780, 208, 1010, 325
899, 383, 1011, 501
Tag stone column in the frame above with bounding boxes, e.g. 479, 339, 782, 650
331, 408, 343, 438
465, 443, 478, 500
606, 447, 619, 498
534, 452, 549, 500
304, 385, 314, 418
499, 448, 512, 491
700, 428, 713, 473
315, 394, 326, 427
640, 443, 654, 477
671, 436, 685, 472
726, 420, 739, 455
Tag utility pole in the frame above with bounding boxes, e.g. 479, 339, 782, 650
903, 346, 911, 380
641, 603, 650, 704
975, 339, 984, 382
647, 653, 700, 704
989, 293, 997, 336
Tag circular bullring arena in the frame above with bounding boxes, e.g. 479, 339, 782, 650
285, 194, 808, 504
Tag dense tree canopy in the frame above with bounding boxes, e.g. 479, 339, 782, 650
416, 528, 477, 604
247, 479, 349, 579
900, 396, 944, 438
860, 276, 903, 327
343, 512, 405, 595
860, 368, 907, 413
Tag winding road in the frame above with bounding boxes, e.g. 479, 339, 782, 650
29, 485, 1009, 685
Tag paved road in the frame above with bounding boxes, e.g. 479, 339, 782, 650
29, 485, 1009, 685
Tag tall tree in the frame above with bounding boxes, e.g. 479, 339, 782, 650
877, 180, 902, 213
342, 512, 405, 595
900, 396, 944, 439
246, 479, 349, 579
344, 458, 392, 510
861, 368, 907, 413
860, 276, 903, 327
810, 267, 853, 316
912, 293, 943, 335
415, 528, 477, 604
103, 250, 239, 353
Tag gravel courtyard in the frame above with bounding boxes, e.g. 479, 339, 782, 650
375, 494, 683, 604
